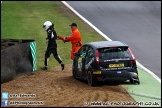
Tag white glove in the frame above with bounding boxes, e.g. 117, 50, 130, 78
46, 38, 49, 44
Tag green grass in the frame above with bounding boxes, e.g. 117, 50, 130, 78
1, 1, 106, 70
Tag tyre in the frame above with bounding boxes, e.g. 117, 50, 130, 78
137, 80, 140, 85
72, 65, 78, 79
130, 78, 134, 84
136, 76, 140, 84
87, 71, 97, 87
130, 77, 140, 85
10, 39, 22, 43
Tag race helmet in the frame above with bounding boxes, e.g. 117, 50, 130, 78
43, 21, 52, 30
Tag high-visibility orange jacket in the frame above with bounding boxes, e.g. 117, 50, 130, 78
58, 28, 82, 60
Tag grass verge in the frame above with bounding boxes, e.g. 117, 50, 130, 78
1, 1, 106, 70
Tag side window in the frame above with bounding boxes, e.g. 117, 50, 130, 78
78, 45, 89, 58
86, 47, 94, 58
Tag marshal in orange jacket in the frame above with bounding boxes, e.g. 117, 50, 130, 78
58, 27, 82, 60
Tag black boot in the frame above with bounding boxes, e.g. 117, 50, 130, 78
41, 66, 47, 70
61, 63, 65, 71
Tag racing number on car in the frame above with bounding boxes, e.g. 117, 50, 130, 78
78, 57, 82, 71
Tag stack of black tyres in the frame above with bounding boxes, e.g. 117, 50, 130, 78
1, 39, 22, 50
1, 39, 35, 84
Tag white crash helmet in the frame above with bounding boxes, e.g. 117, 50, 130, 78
43, 21, 52, 30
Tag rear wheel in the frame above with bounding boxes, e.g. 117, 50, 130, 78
130, 77, 140, 85
137, 80, 140, 84
72, 65, 78, 79
130, 78, 134, 84
136, 76, 140, 84
87, 71, 97, 87
72, 67, 77, 79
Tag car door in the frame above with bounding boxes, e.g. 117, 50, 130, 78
82, 46, 94, 77
76, 45, 89, 76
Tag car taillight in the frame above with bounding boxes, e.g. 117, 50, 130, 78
130, 60, 135, 67
128, 48, 136, 63
97, 76, 101, 81
95, 50, 99, 65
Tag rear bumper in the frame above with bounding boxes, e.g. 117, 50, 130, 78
93, 70, 139, 82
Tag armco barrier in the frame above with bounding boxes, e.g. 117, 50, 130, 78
1, 39, 37, 83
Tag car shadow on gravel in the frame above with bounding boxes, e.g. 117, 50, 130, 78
61, 75, 133, 87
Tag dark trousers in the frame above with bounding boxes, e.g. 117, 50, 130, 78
44, 47, 62, 66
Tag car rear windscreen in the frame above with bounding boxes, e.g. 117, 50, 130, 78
98, 47, 131, 60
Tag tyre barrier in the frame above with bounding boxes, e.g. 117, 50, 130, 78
1, 39, 37, 84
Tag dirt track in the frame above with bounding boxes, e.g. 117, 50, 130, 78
1, 64, 138, 107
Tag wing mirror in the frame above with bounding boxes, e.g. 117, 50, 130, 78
74, 52, 79, 56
